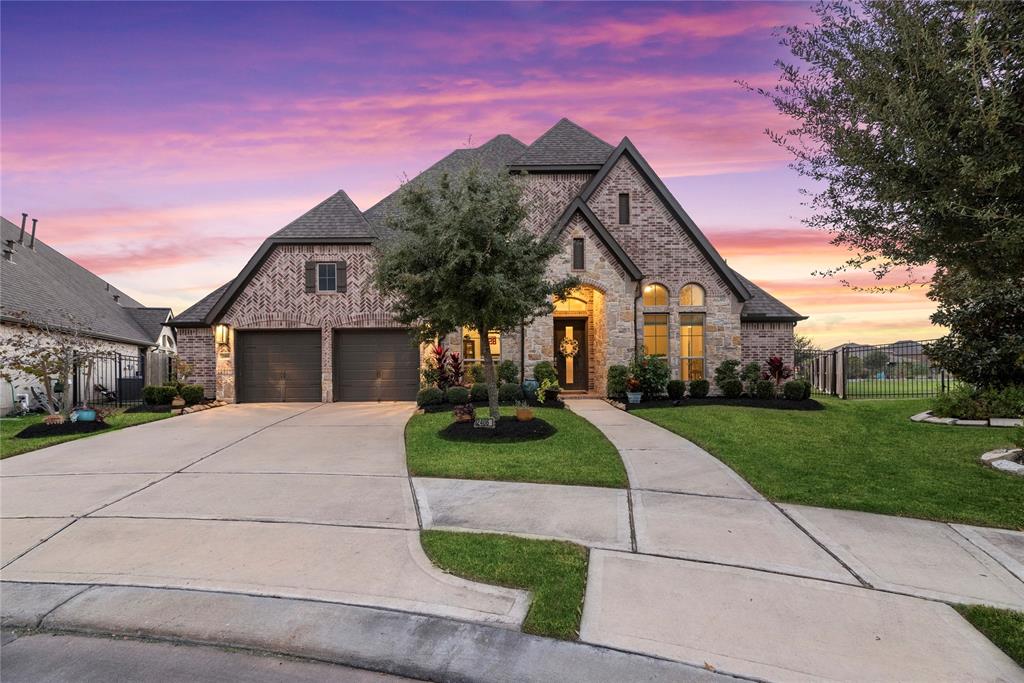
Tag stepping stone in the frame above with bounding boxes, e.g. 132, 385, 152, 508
632, 492, 854, 583
581, 551, 1024, 683
413, 478, 631, 550
782, 505, 1024, 609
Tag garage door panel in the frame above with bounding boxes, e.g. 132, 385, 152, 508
236, 331, 322, 403
334, 330, 419, 401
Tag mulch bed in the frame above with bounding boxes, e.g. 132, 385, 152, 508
421, 398, 565, 414
15, 420, 111, 439
438, 416, 557, 442
624, 397, 824, 411
124, 404, 173, 414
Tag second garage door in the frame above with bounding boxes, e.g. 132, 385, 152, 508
334, 329, 419, 401
235, 330, 322, 403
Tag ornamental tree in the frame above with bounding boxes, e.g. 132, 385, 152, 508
373, 164, 578, 424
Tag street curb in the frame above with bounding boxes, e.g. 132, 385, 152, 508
1, 582, 737, 683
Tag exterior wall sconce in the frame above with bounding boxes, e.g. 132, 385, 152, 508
215, 324, 231, 352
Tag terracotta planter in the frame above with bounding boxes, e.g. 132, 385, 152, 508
516, 407, 534, 422
171, 396, 186, 409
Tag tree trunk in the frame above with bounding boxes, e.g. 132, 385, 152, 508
478, 321, 500, 425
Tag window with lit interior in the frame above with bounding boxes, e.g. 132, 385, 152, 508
642, 283, 668, 307
679, 283, 705, 306
643, 313, 669, 357
679, 313, 705, 380
462, 328, 501, 363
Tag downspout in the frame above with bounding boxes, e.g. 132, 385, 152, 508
633, 281, 642, 359
520, 323, 525, 385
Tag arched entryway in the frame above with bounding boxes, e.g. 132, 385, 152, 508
552, 286, 607, 393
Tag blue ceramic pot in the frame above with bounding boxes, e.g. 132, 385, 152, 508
74, 408, 97, 422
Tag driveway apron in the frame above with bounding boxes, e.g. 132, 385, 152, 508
1, 403, 528, 628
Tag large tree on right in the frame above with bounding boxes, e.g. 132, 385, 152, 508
754, 0, 1023, 388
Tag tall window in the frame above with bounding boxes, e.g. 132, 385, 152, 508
317, 263, 337, 293
572, 238, 585, 270
618, 193, 630, 224
679, 313, 705, 380
462, 328, 501, 363
643, 313, 668, 357
679, 283, 705, 306
642, 283, 668, 307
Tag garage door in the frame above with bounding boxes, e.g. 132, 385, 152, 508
236, 330, 322, 402
334, 329, 419, 401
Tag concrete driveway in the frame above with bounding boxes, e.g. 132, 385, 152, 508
0, 403, 528, 627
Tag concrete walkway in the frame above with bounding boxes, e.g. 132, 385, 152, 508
1, 403, 528, 626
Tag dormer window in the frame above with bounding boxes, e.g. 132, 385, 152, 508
618, 193, 630, 224
317, 263, 337, 293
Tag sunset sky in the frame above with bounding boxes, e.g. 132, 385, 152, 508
0, 1, 939, 347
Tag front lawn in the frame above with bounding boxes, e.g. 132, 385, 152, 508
955, 605, 1024, 667
420, 530, 587, 640
0, 410, 171, 459
634, 398, 1023, 529
406, 406, 627, 488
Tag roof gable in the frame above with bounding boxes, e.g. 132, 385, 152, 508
547, 199, 642, 280
580, 139, 751, 302
733, 272, 806, 321
510, 118, 614, 170
271, 190, 373, 242
0, 217, 166, 345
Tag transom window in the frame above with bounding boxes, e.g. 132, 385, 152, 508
553, 296, 587, 313
642, 283, 668, 307
680, 283, 705, 306
317, 263, 337, 293
462, 328, 501, 363
679, 313, 705, 381
643, 313, 668, 357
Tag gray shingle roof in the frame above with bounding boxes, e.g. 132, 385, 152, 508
734, 272, 806, 321
510, 118, 614, 168
271, 190, 373, 241
0, 217, 168, 345
363, 134, 527, 230
124, 306, 172, 340
170, 282, 230, 325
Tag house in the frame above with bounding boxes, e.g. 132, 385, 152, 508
170, 119, 805, 402
0, 215, 176, 412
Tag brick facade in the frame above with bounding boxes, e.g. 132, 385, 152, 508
175, 327, 216, 397
741, 321, 796, 369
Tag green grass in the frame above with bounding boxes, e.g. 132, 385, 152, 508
955, 605, 1024, 667
420, 530, 588, 640
406, 406, 627, 488
0, 410, 171, 459
843, 378, 958, 398
634, 398, 1023, 529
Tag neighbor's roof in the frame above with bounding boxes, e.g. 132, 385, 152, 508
734, 272, 806, 322
509, 118, 615, 169
270, 190, 374, 241
171, 283, 230, 326
0, 217, 170, 345
363, 134, 527, 230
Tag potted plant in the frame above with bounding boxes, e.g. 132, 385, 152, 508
515, 399, 534, 422
536, 378, 560, 404
626, 377, 643, 404
452, 402, 475, 423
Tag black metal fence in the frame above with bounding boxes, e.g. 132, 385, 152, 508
71, 350, 172, 408
798, 340, 953, 399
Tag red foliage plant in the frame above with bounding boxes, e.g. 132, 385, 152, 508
764, 356, 793, 385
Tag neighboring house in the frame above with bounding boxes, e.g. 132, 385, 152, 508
0, 216, 175, 412
170, 118, 805, 403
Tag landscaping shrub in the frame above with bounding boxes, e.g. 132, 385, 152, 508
800, 380, 812, 400
689, 379, 710, 398
470, 382, 489, 402
534, 361, 558, 384
720, 378, 743, 398
416, 387, 444, 407
765, 356, 793, 389
143, 385, 177, 405
754, 379, 776, 400
445, 386, 470, 404
740, 362, 762, 392
179, 384, 205, 406
606, 365, 629, 398
933, 384, 1024, 419
783, 380, 805, 401
498, 382, 523, 403
667, 379, 686, 400
629, 354, 670, 399
713, 359, 740, 388
497, 360, 519, 385
981, 385, 1024, 418
468, 364, 486, 384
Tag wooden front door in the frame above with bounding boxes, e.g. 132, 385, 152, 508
554, 318, 588, 391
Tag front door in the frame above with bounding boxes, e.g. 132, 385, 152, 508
554, 318, 588, 391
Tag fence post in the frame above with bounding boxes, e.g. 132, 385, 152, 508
115, 353, 123, 407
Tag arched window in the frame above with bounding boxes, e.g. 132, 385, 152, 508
554, 296, 587, 313
679, 283, 705, 306
642, 283, 668, 307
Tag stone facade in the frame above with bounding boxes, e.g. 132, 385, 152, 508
741, 321, 796, 368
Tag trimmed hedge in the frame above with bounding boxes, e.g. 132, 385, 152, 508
689, 379, 710, 398
180, 384, 205, 405
667, 379, 686, 400
468, 364, 486, 384
497, 360, 519, 385
143, 385, 177, 405
721, 378, 743, 399
498, 383, 524, 403
754, 379, 776, 400
446, 386, 470, 404
606, 365, 629, 398
417, 387, 444, 406
783, 380, 805, 401
534, 361, 558, 384
470, 383, 489, 402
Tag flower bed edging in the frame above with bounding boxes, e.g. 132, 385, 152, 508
174, 400, 228, 416
980, 447, 1024, 476
910, 411, 1023, 428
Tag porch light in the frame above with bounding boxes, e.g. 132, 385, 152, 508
215, 324, 230, 345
